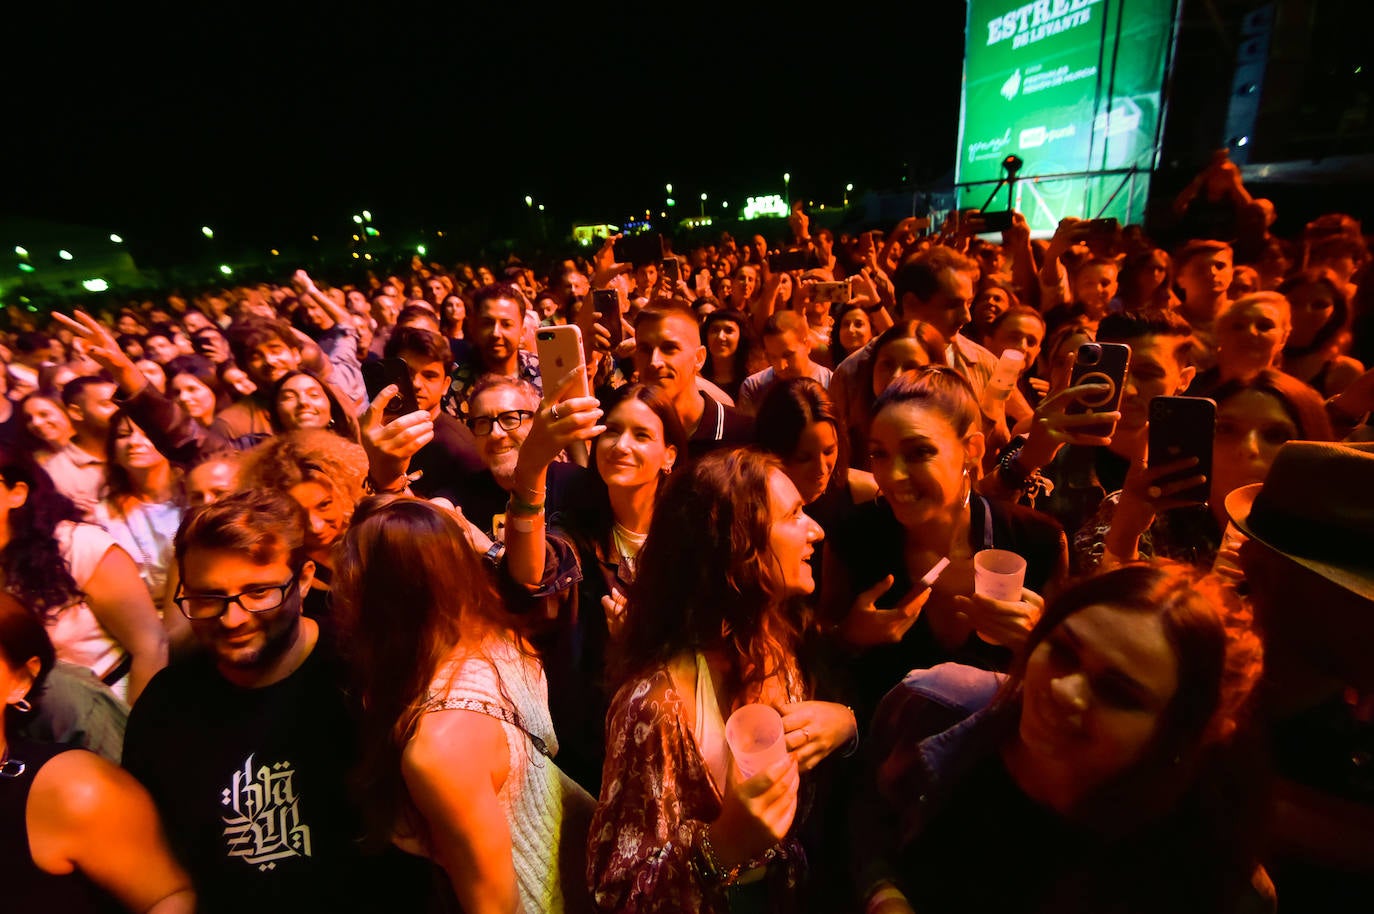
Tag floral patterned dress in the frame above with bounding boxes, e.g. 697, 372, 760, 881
588, 659, 807, 913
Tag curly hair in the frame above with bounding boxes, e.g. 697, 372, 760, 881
615, 448, 801, 702
0, 447, 85, 620
238, 430, 368, 524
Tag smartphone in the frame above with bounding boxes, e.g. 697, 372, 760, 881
811, 281, 851, 305
362, 356, 419, 419
535, 325, 591, 463
768, 249, 813, 272
591, 289, 623, 350
978, 210, 1014, 232
614, 232, 664, 266
1084, 217, 1122, 249
659, 257, 681, 284
1148, 396, 1215, 504
1065, 342, 1132, 438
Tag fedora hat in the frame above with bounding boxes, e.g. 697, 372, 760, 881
1226, 440, 1374, 601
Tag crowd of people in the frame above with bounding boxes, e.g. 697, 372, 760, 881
2, 161, 1373, 913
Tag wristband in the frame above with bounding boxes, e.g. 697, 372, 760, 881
483, 542, 506, 567
507, 493, 546, 517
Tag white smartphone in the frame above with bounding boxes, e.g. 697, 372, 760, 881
918, 557, 951, 591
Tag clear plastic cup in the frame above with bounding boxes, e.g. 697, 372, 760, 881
973, 549, 1027, 602
725, 704, 787, 779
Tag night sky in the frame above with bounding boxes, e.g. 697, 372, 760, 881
8, 4, 968, 251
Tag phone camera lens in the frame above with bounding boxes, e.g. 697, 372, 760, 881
1078, 345, 1101, 366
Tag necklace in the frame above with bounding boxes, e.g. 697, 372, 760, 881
611, 523, 648, 576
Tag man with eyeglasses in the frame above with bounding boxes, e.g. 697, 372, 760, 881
430, 374, 590, 574
122, 489, 427, 913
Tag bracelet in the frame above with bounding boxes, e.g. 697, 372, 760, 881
697, 824, 745, 887
841, 705, 860, 757
507, 493, 546, 517
483, 541, 506, 567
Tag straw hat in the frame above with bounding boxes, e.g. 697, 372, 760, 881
1225, 440, 1374, 602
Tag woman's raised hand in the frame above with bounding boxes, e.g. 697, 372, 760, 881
513, 368, 604, 480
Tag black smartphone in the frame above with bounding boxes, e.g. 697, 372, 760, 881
1084, 217, 1122, 249
659, 257, 681, 283
1065, 342, 1132, 438
768, 249, 813, 272
591, 289, 623, 350
1149, 396, 1215, 504
362, 357, 419, 419
614, 233, 664, 266
978, 210, 1015, 232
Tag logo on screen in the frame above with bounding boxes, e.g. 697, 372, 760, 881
1001, 69, 1022, 100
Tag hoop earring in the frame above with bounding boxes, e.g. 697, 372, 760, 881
13, 698, 32, 714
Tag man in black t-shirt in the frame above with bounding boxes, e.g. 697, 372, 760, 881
633, 299, 753, 460
122, 490, 427, 914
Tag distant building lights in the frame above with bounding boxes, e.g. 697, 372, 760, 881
82, 278, 109, 292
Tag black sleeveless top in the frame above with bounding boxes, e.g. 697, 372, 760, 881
0, 738, 121, 913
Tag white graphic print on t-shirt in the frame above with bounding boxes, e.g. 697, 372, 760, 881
220, 753, 314, 870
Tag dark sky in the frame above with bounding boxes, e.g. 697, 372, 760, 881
7, 4, 967, 251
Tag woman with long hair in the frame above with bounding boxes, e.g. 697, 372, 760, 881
1189, 292, 1292, 394
842, 319, 946, 471
1278, 269, 1365, 398
20, 392, 75, 458
589, 448, 856, 913
754, 377, 878, 532
829, 302, 874, 367
0, 593, 194, 913
163, 354, 231, 429
334, 497, 592, 914
269, 369, 361, 441
855, 563, 1269, 914
503, 380, 687, 792
1118, 247, 1179, 312
0, 446, 166, 705
700, 309, 761, 404
93, 411, 183, 607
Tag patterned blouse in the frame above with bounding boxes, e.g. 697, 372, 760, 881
588, 666, 807, 914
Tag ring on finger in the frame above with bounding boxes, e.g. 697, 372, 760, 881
802, 726, 811, 743
551, 403, 561, 421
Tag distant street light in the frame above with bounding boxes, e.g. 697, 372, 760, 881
525, 195, 533, 207
58, 250, 73, 261
219, 264, 232, 275
14, 246, 27, 256
109, 234, 123, 243
201, 226, 214, 239
784, 173, 791, 206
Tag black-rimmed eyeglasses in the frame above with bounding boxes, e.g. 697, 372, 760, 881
174, 573, 298, 621
466, 409, 533, 436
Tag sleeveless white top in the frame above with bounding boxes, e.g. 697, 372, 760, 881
425, 637, 582, 913
49, 521, 129, 702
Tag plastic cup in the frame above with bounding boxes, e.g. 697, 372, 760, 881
725, 704, 787, 779
973, 549, 1027, 603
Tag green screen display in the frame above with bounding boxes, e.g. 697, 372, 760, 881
956, 0, 1177, 231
